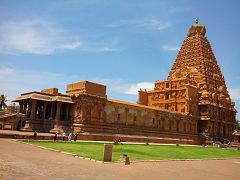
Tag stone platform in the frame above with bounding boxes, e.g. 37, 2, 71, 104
0, 130, 55, 140
0, 130, 199, 144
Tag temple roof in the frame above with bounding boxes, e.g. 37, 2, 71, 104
187, 18, 206, 37
13, 91, 73, 103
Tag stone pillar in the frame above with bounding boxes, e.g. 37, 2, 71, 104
19, 101, 23, 113
65, 103, 69, 121
26, 102, 31, 117
50, 102, 55, 119
43, 102, 47, 119
23, 101, 27, 114
21, 100, 36, 132
50, 101, 62, 133
56, 102, 62, 121
30, 100, 37, 119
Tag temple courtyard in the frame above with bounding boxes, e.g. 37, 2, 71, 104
0, 138, 240, 180
23, 140, 240, 162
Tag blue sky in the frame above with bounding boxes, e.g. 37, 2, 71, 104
0, 0, 240, 118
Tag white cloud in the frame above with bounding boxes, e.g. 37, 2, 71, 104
81, 47, 121, 53
162, 45, 179, 51
144, 19, 171, 30
0, 67, 83, 104
97, 47, 119, 52
97, 78, 127, 94
0, 20, 82, 55
107, 18, 172, 31
98, 79, 154, 95
60, 41, 81, 49
0, 66, 15, 76
125, 82, 154, 95
0, 20, 120, 55
229, 88, 240, 101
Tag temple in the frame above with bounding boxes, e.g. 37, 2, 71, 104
138, 19, 237, 140
13, 20, 237, 144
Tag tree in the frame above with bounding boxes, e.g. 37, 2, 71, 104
0, 94, 7, 110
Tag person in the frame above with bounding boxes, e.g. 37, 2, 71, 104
74, 133, 78, 142
68, 132, 72, 141
62, 132, 66, 141
33, 131, 37, 138
54, 132, 58, 141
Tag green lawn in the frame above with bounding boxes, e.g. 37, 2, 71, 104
22, 140, 240, 162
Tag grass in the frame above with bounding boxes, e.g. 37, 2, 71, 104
22, 140, 240, 162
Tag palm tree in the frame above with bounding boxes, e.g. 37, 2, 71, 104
0, 95, 7, 110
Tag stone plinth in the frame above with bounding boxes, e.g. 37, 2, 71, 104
103, 144, 112, 162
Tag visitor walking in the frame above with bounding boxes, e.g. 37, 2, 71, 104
74, 133, 78, 142
62, 131, 66, 141
68, 132, 72, 141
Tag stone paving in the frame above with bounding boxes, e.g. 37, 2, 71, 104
0, 138, 240, 180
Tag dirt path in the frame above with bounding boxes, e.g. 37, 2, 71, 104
0, 138, 240, 180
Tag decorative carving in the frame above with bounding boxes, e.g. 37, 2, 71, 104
72, 94, 106, 124
136, 19, 236, 139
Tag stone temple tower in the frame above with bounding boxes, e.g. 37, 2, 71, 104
138, 19, 237, 140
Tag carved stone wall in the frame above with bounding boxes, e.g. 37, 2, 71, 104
105, 100, 197, 135
71, 94, 106, 132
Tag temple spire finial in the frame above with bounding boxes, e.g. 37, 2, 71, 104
195, 18, 198, 24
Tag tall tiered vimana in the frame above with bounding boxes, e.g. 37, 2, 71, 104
14, 19, 237, 144
138, 18, 237, 141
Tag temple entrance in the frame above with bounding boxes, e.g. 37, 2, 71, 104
197, 120, 208, 134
